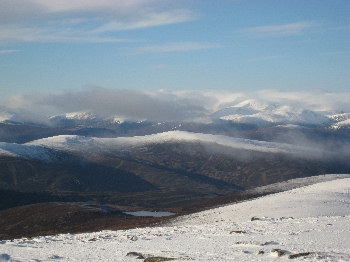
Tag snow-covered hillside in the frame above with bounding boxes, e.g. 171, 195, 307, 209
28, 131, 311, 155
47, 111, 100, 127
0, 142, 55, 161
48, 112, 130, 125
49, 111, 97, 121
0, 175, 349, 261
212, 99, 334, 126
0, 131, 325, 161
172, 175, 350, 225
329, 113, 350, 129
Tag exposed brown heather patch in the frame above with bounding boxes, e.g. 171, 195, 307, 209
0, 202, 170, 240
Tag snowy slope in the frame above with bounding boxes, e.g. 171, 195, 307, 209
0, 175, 349, 261
0, 142, 55, 161
0, 131, 326, 161
65, 111, 97, 120
212, 99, 333, 126
329, 113, 350, 129
172, 175, 350, 225
48, 111, 99, 127
25, 131, 323, 157
334, 119, 350, 129
49, 111, 97, 121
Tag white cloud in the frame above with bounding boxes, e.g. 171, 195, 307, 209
240, 21, 319, 38
92, 9, 194, 32
0, 25, 132, 43
0, 111, 13, 122
0, 0, 164, 21
2, 88, 207, 122
252, 89, 350, 112
0, 49, 20, 54
1, 88, 349, 124
26, 0, 155, 14
131, 42, 219, 55
0, 0, 195, 43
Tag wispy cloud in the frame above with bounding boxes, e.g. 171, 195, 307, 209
241, 56, 280, 63
0, 25, 132, 44
130, 42, 219, 55
92, 9, 195, 32
24, 0, 162, 14
240, 21, 319, 38
0, 49, 20, 54
0, 0, 195, 43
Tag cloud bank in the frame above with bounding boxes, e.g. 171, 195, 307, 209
1, 87, 349, 124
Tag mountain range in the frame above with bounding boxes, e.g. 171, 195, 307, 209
0, 97, 349, 240
1, 98, 349, 129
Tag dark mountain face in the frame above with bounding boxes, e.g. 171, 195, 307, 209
1, 137, 349, 210
0, 155, 156, 193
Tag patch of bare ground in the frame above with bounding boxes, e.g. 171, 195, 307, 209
0, 202, 171, 240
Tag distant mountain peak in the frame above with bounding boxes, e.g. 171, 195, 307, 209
108, 116, 125, 124
0, 110, 13, 122
329, 112, 350, 129
212, 99, 333, 126
65, 111, 97, 120
233, 99, 268, 110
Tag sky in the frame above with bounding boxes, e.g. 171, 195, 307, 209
0, 0, 349, 97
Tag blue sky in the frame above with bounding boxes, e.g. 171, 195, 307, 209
0, 0, 349, 96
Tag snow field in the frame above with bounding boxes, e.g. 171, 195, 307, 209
0, 176, 349, 261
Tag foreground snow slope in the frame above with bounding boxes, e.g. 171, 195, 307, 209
172, 176, 350, 225
1, 175, 349, 262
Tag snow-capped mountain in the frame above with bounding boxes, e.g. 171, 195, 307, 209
1, 175, 349, 261
108, 115, 125, 124
328, 113, 350, 129
48, 111, 99, 127
49, 111, 97, 121
212, 99, 333, 126
3, 97, 346, 130
64, 111, 97, 121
